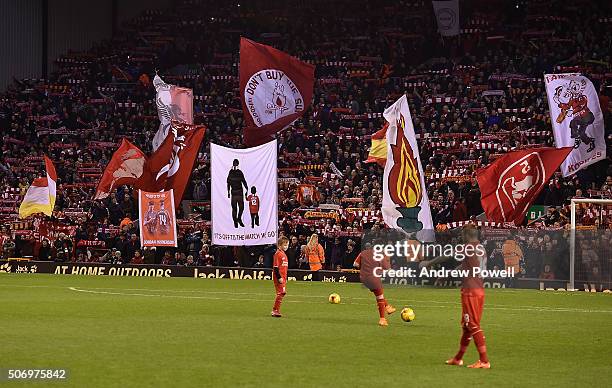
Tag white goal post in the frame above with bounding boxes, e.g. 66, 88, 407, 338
569, 198, 612, 291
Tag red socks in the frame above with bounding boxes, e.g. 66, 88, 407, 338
454, 329, 471, 360
372, 289, 386, 318
454, 329, 488, 363
472, 331, 489, 363
273, 293, 285, 312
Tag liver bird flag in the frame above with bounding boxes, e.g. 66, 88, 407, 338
94, 139, 146, 200
136, 122, 206, 207
476, 147, 572, 225
240, 37, 314, 146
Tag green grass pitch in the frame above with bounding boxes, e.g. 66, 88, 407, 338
1, 274, 611, 387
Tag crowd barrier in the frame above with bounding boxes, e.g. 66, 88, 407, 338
0, 261, 610, 292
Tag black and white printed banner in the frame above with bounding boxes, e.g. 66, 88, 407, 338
211, 140, 278, 245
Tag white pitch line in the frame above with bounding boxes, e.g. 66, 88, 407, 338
67, 287, 612, 314
74, 286, 612, 312
68, 287, 373, 306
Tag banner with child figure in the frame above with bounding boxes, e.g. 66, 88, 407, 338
138, 189, 178, 247
210, 140, 278, 246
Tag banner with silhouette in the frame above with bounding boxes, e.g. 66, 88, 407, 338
210, 140, 278, 245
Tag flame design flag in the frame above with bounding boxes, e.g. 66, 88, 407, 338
19, 156, 57, 219
382, 95, 433, 234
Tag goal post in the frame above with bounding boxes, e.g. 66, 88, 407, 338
569, 198, 612, 291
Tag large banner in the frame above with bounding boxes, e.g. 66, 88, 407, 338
138, 189, 178, 247
382, 95, 433, 236
211, 140, 278, 245
239, 37, 315, 146
432, 0, 460, 37
544, 73, 606, 176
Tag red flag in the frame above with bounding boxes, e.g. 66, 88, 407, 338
476, 147, 572, 225
136, 122, 206, 206
240, 37, 315, 146
93, 139, 146, 200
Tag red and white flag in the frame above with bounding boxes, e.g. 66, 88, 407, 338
136, 122, 205, 206
239, 37, 314, 146
94, 139, 146, 200
477, 147, 572, 225
152, 75, 194, 152
544, 73, 606, 176
19, 156, 57, 218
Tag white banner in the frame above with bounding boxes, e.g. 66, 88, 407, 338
152, 75, 193, 151
544, 73, 606, 176
211, 140, 278, 246
432, 0, 460, 37
382, 95, 433, 237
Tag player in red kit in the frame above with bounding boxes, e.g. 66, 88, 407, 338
271, 236, 289, 317
353, 242, 396, 326
420, 225, 490, 369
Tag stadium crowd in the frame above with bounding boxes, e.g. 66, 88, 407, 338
0, 0, 611, 281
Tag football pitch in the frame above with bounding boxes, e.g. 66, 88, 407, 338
1, 274, 611, 387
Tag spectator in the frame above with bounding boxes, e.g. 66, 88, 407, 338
38, 239, 52, 261
253, 255, 265, 268
131, 250, 144, 264
161, 251, 174, 265
305, 234, 325, 271
539, 264, 555, 280
285, 236, 301, 269
198, 245, 213, 266
329, 238, 344, 270
53, 234, 72, 262
143, 247, 156, 264
343, 240, 359, 269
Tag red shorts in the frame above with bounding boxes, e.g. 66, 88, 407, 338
274, 280, 286, 295
360, 274, 382, 291
460, 289, 484, 334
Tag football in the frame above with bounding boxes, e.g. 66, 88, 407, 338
400, 307, 416, 322
328, 293, 341, 304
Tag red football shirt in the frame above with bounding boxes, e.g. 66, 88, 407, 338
459, 242, 486, 293
273, 250, 288, 281
246, 194, 260, 213
355, 249, 390, 282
